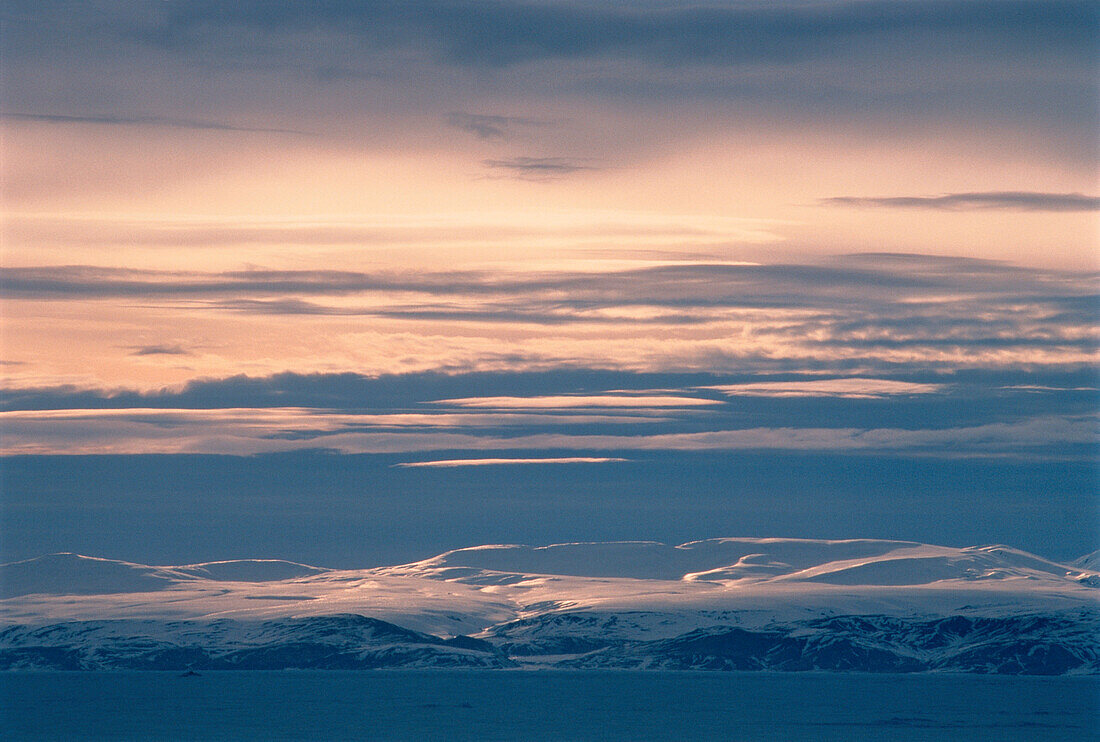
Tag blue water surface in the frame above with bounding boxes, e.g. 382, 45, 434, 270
3, 670, 1097, 741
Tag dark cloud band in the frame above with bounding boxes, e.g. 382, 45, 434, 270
482, 156, 598, 179
445, 112, 551, 140
150, 1, 1097, 69
823, 191, 1100, 212
0, 112, 311, 135
2, 256, 1094, 363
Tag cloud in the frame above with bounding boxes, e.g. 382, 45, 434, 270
5, 212, 780, 250
394, 457, 627, 468
445, 112, 550, 140
0, 112, 311, 135
482, 156, 599, 179
128, 345, 192, 357
0, 368, 742, 412
207, 299, 714, 326
0, 265, 480, 298
6, 253, 1079, 303
4, 0, 1095, 171
435, 395, 720, 409
2, 254, 1095, 372
822, 191, 1100, 212
1, 403, 1091, 458
703, 379, 943, 399
1, 365, 1095, 460
141, 1, 1095, 71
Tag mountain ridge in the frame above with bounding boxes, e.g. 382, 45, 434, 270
6, 538, 1092, 596
3, 538, 1096, 674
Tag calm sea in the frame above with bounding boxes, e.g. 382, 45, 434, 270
2, 670, 1097, 741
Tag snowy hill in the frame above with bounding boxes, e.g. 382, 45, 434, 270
2, 539, 1097, 673
1075, 550, 1100, 572
376, 538, 927, 582
379, 538, 1086, 586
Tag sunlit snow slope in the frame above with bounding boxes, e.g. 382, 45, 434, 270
2, 539, 1097, 673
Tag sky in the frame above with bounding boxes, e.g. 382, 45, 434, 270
1, 0, 1097, 566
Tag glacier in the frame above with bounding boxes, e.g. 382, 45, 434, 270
2, 538, 1097, 674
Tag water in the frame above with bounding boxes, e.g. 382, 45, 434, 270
2, 670, 1097, 741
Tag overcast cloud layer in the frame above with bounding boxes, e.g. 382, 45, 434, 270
1, 1, 1096, 565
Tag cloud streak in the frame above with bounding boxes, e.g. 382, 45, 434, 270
3, 254, 1095, 377
823, 191, 1100, 212
435, 395, 721, 409
1, 367, 1095, 461
1, 405, 1091, 458
5, 213, 780, 250
394, 457, 627, 468
482, 157, 599, 179
0, 112, 311, 135
704, 379, 943, 399
2, 255, 1087, 303
128, 345, 192, 357
445, 112, 551, 140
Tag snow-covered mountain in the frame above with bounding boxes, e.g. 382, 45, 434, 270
0, 616, 512, 671
1075, 550, 1100, 573
2, 539, 1097, 674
